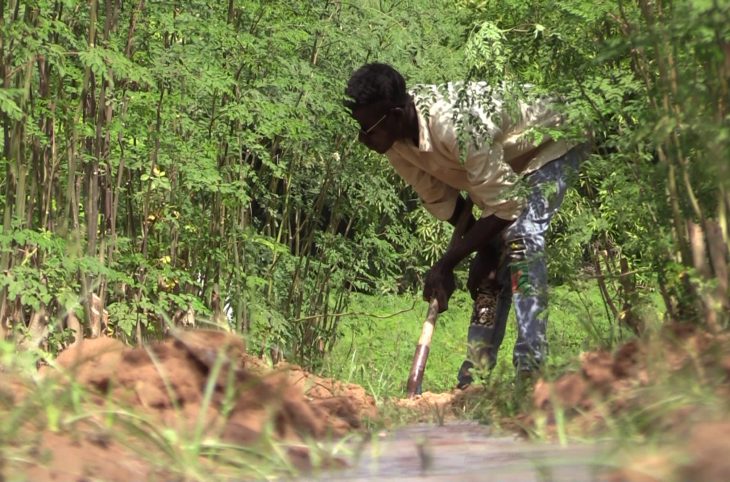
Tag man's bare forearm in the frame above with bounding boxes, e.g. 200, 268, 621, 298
439, 215, 512, 270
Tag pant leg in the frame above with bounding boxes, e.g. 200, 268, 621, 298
457, 241, 512, 387
503, 146, 584, 372
491, 256, 512, 356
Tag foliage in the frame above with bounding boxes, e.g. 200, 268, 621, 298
460, 0, 729, 331
0, 0, 469, 365
1, 0, 727, 368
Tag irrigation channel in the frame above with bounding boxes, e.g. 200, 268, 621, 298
314, 421, 608, 481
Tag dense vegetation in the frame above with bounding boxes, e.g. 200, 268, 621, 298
1, 0, 727, 370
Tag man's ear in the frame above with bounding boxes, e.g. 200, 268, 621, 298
389, 106, 407, 129
389, 105, 413, 137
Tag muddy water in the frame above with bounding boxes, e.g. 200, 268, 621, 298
315, 422, 609, 481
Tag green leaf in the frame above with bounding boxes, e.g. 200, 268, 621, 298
0, 89, 24, 121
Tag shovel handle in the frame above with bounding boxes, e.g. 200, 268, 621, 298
406, 298, 440, 398
405, 197, 474, 398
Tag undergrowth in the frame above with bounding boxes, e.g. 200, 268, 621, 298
320, 283, 625, 400
0, 340, 340, 481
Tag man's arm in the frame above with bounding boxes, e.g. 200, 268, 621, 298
446, 195, 474, 229
423, 207, 511, 312
438, 214, 511, 271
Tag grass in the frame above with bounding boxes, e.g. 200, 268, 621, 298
320, 282, 619, 400
3, 282, 726, 481
0, 340, 336, 481
316, 286, 730, 481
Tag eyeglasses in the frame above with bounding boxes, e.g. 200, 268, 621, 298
359, 112, 388, 136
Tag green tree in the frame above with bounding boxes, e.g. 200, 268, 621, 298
0, 0, 468, 367
460, 0, 729, 332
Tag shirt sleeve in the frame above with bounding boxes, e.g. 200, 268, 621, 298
386, 151, 460, 221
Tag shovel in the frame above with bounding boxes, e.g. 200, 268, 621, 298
406, 198, 474, 398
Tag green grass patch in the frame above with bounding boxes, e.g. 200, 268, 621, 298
320, 282, 619, 399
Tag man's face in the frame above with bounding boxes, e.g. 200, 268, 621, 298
352, 103, 399, 154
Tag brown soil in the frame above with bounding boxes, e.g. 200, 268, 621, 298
531, 327, 730, 427
25, 430, 153, 482
391, 385, 488, 422
7, 324, 730, 481
18, 329, 377, 481
529, 324, 730, 481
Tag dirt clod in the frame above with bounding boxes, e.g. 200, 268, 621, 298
683, 421, 730, 482
51, 330, 376, 443
31, 329, 378, 480
532, 325, 730, 480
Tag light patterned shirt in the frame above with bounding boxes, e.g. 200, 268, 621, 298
386, 82, 573, 221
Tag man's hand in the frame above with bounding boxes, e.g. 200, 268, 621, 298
423, 261, 455, 313
467, 249, 500, 300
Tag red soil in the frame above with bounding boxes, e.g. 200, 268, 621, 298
530, 324, 730, 482
23, 329, 377, 481
8, 324, 730, 481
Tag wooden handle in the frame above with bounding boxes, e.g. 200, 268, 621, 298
406, 298, 439, 398
417, 298, 440, 346
405, 197, 473, 398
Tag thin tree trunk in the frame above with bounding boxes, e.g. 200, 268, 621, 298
20, 306, 48, 351
705, 219, 729, 312
66, 311, 82, 346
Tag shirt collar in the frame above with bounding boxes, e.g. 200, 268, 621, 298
414, 96, 433, 152
390, 93, 433, 155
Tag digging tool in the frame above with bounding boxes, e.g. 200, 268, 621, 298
406, 198, 474, 398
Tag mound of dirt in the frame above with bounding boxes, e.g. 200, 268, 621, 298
530, 324, 730, 482
393, 386, 486, 422
25, 329, 379, 480
531, 327, 730, 425
51, 330, 376, 444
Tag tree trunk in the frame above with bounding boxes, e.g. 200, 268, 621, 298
19, 307, 48, 351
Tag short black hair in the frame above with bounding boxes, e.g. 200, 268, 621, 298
344, 63, 409, 112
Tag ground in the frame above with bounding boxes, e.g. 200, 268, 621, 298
1, 323, 729, 481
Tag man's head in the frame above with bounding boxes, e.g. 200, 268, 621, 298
345, 63, 414, 154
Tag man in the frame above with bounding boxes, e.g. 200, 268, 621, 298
344, 63, 588, 387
